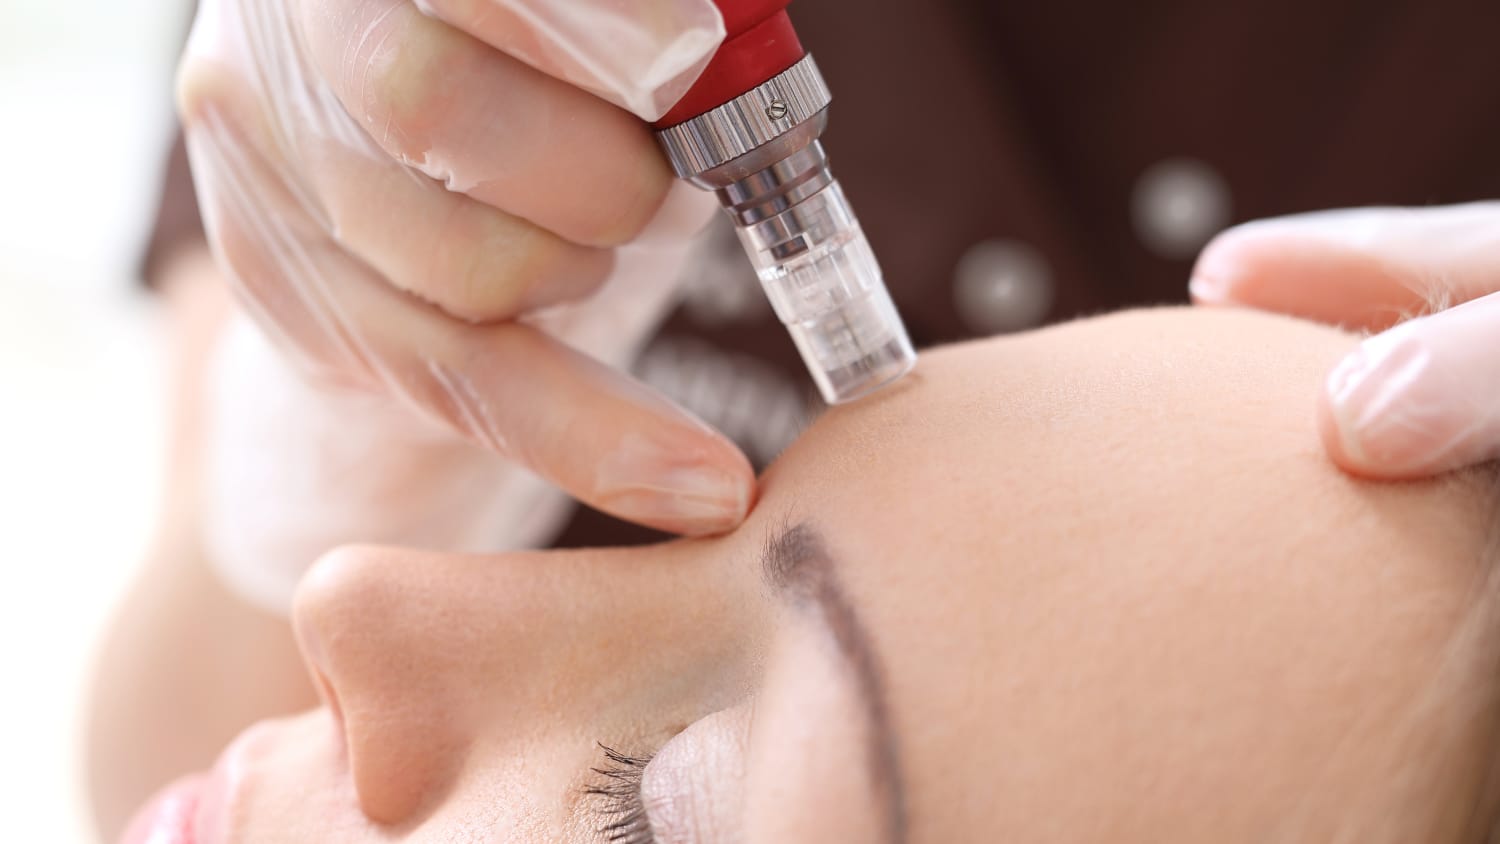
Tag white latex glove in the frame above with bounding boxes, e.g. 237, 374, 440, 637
1191, 202, 1500, 478
177, 0, 756, 538
205, 231, 708, 614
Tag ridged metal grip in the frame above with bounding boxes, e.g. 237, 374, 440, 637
657, 54, 832, 178
652, 51, 917, 405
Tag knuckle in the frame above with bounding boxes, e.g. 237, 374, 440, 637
424, 207, 538, 323
505, 227, 613, 309
426, 212, 614, 324
446, 251, 518, 324
504, 226, 569, 295
355, 12, 467, 160
175, 53, 235, 127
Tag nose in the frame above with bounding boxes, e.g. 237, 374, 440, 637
290, 540, 757, 825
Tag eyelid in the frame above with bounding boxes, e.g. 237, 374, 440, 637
637, 704, 753, 843
741, 618, 896, 842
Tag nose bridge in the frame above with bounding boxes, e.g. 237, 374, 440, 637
289, 540, 749, 824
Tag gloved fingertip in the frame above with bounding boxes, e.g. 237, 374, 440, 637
1317, 376, 1397, 479
1318, 339, 1459, 479
1188, 275, 1234, 306
594, 433, 756, 536
1187, 224, 1272, 306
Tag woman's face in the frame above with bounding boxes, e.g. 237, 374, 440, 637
128, 308, 1499, 843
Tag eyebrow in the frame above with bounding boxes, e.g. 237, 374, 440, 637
761, 521, 908, 844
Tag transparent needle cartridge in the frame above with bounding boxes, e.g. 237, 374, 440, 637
656, 53, 916, 404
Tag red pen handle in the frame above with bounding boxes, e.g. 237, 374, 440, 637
654, 0, 805, 127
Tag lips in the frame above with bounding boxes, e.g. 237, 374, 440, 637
118, 775, 205, 844
116, 714, 341, 844
119, 731, 244, 844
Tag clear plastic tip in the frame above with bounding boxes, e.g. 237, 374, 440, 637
736, 182, 917, 405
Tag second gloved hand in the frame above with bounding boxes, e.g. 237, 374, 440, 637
177, 0, 754, 535
1190, 203, 1500, 478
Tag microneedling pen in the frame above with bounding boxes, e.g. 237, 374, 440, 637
653, 0, 917, 405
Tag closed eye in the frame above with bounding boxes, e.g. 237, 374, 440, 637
583, 744, 656, 844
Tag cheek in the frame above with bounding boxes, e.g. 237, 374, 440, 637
424, 735, 680, 843
215, 713, 364, 841
743, 622, 888, 844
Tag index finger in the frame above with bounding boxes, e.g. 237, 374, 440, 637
1190, 204, 1500, 332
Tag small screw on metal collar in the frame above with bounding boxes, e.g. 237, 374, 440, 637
766, 100, 789, 120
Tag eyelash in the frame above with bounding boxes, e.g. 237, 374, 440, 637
583, 744, 656, 844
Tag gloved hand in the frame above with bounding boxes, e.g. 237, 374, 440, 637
176, 0, 755, 537
200, 236, 710, 613
1190, 202, 1500, 479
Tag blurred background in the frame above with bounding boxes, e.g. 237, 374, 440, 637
0, 0, 187, 839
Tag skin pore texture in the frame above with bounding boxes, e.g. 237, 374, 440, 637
147, 307, 1500, 843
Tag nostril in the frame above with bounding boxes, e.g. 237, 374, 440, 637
292, 544, 386, 730
288, 544, 478, 824
295, 619, 345, 730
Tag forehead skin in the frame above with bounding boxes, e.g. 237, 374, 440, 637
748, 307, 1498, 843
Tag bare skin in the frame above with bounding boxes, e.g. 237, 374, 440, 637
107, 303, 1500, 843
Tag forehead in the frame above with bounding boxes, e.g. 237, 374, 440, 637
754, 308, 1496, 841
759, 308, 1365, 535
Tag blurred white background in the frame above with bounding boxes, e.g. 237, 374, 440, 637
0, 0, 190, 839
